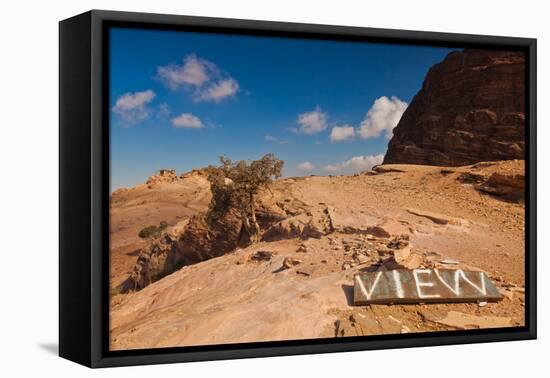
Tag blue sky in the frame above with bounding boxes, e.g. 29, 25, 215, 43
110, 27, 455, 190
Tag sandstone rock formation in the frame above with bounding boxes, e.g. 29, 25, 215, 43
456, 159, 525, 202
261, 208, 330, 241
120, 182, 397, 292
384, 49, 525, 166
109, 169, 211, 289
110, 161, 526, 349
121, 210, 251, 291
121, 192, 289, 292
477, 172, 525, 202
146, 169, 178, 186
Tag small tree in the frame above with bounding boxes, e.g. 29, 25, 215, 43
206, 154, 283, 241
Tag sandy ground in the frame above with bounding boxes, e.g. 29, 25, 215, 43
109, 161, 525, 350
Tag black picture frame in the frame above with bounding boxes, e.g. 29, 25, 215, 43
59, 9, 537, 368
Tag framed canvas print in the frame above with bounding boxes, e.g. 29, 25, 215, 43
59, 10, 536, 368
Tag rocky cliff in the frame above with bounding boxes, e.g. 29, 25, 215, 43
384, 49, 525, 166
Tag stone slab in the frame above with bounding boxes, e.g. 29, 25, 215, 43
354, 269, 502, 305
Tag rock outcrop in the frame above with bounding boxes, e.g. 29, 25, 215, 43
121, 194, 289, 292
456, 160, 525, 202
384, 49, 525, 166
262, 208, 331, 241
146, 169, 178, 185
121, 210, 252, 292
477, 172, 525, 202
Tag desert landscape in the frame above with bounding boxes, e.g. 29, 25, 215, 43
109, 48, 526, 350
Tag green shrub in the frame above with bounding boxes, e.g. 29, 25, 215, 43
138, 225, 159, 239
138, 220, 169, 239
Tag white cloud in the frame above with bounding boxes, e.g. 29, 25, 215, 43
158, 54, 239, 103
111, 90, 156, 123
157, 54, 212, 89
296, 106, 328, 134
325, 154, 384, 174
357, 96, 408, 139
330, 125, 355, 142
171, 113, 204, 129
195, 78, 239, 103
297, 162, 315, 171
